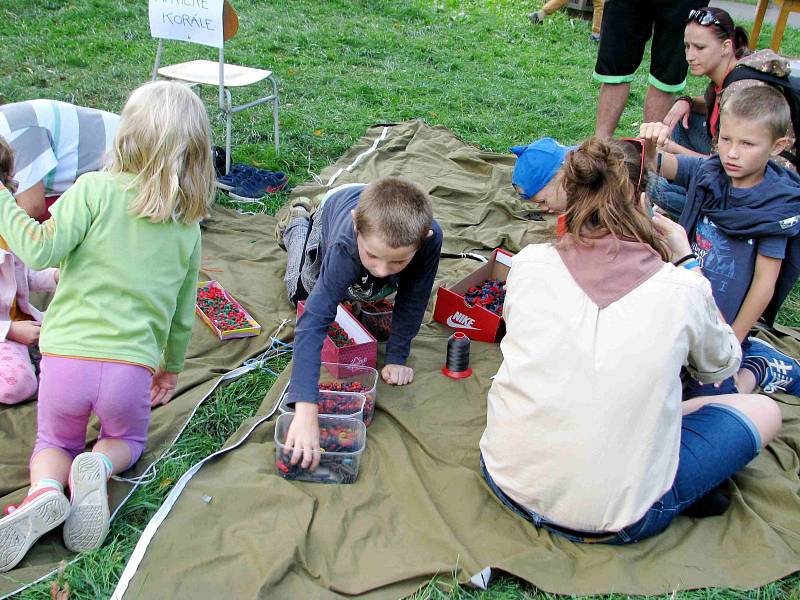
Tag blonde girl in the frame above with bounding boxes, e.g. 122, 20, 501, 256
0, 80, 214, 572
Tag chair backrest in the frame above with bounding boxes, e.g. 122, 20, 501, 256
149, 0, 237, 48
150, 0, 240, 100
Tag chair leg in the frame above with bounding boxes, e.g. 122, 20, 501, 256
269, 75, 280, 155
750, 0, 769, 50
224, 87, 233, 175
772, 3, 791, 52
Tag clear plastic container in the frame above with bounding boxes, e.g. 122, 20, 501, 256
279, 389, 366, 421
274, 413, 366, 484
358, 303, 393, 342
280, 362, 379, 426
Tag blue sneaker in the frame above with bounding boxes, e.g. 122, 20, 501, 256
229, 171, 288, 201
745, 337, 800, 395
216, 163, 259, 191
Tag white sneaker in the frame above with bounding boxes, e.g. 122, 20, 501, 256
0, 487, 70, 572
63, 453, 110, 552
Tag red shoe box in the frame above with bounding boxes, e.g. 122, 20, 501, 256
297, 301, 377, 369
433, 248, 513, 343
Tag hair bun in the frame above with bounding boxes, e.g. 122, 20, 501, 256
565, 138, 614, 187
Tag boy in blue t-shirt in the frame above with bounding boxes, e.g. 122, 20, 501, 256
641, 85, 800, 397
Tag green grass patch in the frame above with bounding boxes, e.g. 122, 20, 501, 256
3, 1, 800, 597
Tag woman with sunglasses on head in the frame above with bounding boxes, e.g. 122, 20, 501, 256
480, 137, 781, 544
661, 8, 750, 159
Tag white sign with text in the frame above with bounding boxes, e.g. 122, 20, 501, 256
149, 0, 224, 48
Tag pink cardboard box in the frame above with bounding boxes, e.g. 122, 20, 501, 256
297, 301, 377, 369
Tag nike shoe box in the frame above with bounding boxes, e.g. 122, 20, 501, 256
433, 248, 513, 343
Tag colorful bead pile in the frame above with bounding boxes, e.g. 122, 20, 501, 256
358, 299, 393, 342
319, 381, 375, 425
197, 283, 250, 332
317, 392, 364, 415
327, 322, 355, 347
463, 278, 506, 315
361, 298, 394, 312
276, 424, 360, 483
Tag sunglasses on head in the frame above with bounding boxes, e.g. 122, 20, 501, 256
687, 8, 728, 31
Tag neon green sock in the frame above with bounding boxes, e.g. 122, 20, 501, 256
29, 478, 64, 495
95, 452, 114, 477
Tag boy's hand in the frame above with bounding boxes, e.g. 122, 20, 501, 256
652, 213, 693, 262
639, 121, 672, 156
285, 402, 320, 470
382, 364, 414, 385
7, 321, 41, 345
150, 369, 178, 406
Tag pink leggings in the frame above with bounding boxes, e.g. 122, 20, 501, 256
33, 355, 153, 469
0, 340, 38, 405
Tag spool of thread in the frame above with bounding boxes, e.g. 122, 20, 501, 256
442, 331, 473, 379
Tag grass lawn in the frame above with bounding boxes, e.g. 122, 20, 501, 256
3, 1, 800, 597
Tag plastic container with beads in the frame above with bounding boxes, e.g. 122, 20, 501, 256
279, 362, 379, 426
274, 413, 366, 484
279, 389, 367, 422
358, 300, 393, 342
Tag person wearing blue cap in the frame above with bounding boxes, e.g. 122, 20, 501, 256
511, 137, 571, 212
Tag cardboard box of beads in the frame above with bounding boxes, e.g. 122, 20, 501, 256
296, 301, 377, 369
433, 248, 513, 343
196, 280, 261, 340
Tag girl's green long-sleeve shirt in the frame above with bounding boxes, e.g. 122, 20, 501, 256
0, 171, 201, 372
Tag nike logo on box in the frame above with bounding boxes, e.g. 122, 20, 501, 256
446, 312, 479, 330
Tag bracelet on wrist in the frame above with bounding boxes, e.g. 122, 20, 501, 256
673, 252, 697, 266
682, 259, 701, 270
676, 95, 694, 110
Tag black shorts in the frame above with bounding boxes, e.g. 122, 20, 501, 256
593, 0, 709, 91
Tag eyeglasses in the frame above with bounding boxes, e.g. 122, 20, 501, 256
618, 137, 646, 197
687, 9, 727, 31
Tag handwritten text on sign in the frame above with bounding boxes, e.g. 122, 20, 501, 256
149, 0, 224, 48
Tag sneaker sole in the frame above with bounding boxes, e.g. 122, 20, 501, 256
63, 453, 110, 553
228, 190, 266, 202
0, 491, 69, 572
216, 180, 238, 192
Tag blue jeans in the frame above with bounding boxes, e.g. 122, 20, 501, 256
650, 112, 712, 220
684, 338, 751, 399
481, 404, 760, 544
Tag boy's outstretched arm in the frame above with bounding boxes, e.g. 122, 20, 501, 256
639, 122, 679, 181
731, 254, 782, 342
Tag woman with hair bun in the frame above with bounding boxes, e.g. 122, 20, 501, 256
479, 137, 781, 544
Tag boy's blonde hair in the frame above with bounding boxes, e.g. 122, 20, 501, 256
0, 136, 18, 194
721, 85, 791, 142
354, 177, 432, 248
108, 81, 214, 225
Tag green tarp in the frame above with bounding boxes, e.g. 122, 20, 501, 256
0, 207, 296, 598
116, 121, 800, 598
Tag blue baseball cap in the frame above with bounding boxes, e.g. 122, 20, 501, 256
510, 137, 571, 200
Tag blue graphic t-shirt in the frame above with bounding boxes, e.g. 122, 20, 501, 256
687, 183, 787, 323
